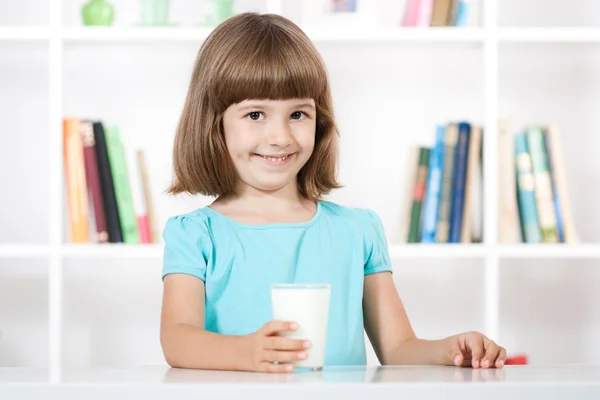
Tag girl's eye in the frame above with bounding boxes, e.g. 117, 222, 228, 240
291, 111, 307, 120
247, 112, 265, 121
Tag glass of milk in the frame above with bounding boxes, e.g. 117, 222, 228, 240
271, 283, 331, 370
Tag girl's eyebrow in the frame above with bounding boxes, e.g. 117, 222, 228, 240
294, 103, 316, 110
237, 102, 315, 113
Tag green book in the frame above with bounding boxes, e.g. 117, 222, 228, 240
104, 126, 140, 244
526, 126, 558, 243
435, 123, 458, 243
408, 147, 430, 243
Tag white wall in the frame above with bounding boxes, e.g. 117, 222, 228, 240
1, 0, 600, 370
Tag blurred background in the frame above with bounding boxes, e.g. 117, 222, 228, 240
1, 0, 600, 376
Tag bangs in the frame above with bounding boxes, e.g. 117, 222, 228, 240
208, 23, 328, 111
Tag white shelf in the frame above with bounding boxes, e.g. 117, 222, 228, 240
498, 27, 600, 43
61, 26, 485, 43
61, 243, 163, 258
3, 243, 600, 260
5, 27, 600, 43
61, 26, 213, 42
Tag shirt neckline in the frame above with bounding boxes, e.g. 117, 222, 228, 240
204, 201, 323, 230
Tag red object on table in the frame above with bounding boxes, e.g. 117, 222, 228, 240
505, 354, 529, 365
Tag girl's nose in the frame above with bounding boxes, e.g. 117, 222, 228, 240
266, 120, 293, 148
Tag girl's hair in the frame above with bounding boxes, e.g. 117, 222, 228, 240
169, 12, 341, 201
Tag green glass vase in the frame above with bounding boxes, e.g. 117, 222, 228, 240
82, 0, 114, 26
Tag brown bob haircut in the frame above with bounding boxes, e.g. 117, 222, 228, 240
169, 12, 341, 201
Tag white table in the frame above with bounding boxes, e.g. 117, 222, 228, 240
2, 365, 600, 399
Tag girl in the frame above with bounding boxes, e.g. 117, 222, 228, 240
160, 12, 506, 373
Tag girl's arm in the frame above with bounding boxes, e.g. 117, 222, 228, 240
160, 274, 307, 372
363, 272, 506, 368
160, 274, 246, 370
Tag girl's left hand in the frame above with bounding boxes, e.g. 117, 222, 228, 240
445, 331, 507, 369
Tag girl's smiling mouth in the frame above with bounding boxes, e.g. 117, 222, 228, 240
252, 152, 295, 166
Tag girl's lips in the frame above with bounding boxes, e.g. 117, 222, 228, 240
252, 153, 295, 166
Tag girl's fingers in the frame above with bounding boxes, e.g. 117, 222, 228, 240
263, 349, 307, 364
481, 340, 500, 369
496, 347, 507, 368
466, 335, 484, 369
260, 320, 298, 336
260, 361, 294, 373
266, 336, 310, 351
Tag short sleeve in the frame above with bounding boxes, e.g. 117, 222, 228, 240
162, 215, 210, 281
363, 209, 393, 276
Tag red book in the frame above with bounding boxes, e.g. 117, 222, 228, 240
80, 120, 108, 243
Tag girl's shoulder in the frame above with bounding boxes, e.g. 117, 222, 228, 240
162, 207, 213, 245
319, 201, 385, 233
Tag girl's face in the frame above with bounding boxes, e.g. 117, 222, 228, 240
222, 98, 316, 195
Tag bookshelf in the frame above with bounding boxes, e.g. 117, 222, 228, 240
1, 0, 600, 382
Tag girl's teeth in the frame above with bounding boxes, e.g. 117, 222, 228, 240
264, 155, 287, 161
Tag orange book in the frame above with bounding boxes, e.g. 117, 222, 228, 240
63, 118, 90, 243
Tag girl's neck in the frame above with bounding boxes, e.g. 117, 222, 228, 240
210, 179, 318, 224
227, 180, 306, 213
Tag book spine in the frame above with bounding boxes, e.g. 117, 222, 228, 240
461, 125, 481, 243
498, 119, 520, 243
543, 127, 564, 243
430, 0, 452, 26
449, 122, 471, 243
105, 125, 140, 244
63, 118, 90, 243
128, 148, 151, 244
93, 122, 123, 243
527, 127, 558, 243
453, 0, 470, 26
421, 126, 446, 243
407, 147, 430, 243
545, 124, 578, 243
515, 133, 542, 243
436, 123, 458, 243
80, 120, 108, 243
137, 150, 157, 243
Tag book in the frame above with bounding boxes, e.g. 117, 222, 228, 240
128, 147, 151, 244
498, 119, 520, 243
515, 132, 542, 243
400, 147, 420, 243
63, 118, 90, 243
449, 122, 471, 243
421, 125, 446, 243
80, 120, 108, 243
544, 124, 579, 243
104, 125, 140, 244
407, 147, 430, 243
430, 0, 452, 26
137, 150, 158, 243
461, 124, 481, 243
93, 122, 123, 243
436, 123, 458, 243
527, 126, 558, 243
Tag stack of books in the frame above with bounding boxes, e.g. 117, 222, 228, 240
498, 121, 578, 244
402, 0, 477, 27
402, 121, 483, 243
63, 118, 157, 244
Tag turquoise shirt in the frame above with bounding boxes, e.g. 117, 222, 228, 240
161, 201, 392, 366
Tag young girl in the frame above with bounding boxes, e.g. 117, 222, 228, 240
160, 12, 506, 373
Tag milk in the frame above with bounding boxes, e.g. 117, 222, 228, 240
271, 284, 331, 370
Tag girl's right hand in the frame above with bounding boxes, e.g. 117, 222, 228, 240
241, 320, 311, 373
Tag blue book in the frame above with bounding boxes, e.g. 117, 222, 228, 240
449, 122, 470, 243
454, 0, 470, 26
421, 125, 446, 243
514, 133, 542, 243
